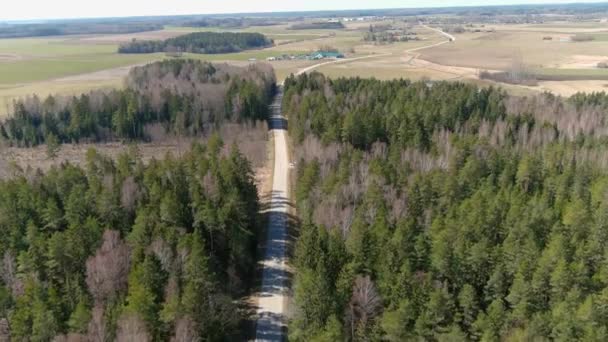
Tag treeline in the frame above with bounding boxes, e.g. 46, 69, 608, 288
180, 18, 281, 28
118, 32, 273, 54
363, 25, 418, 44
289, 22, 345, 30
0, 22, 162, 39
284, 73, 608, 341
0, 137, 261, 340
0, 59, 275, 147
479, 70, 539, 86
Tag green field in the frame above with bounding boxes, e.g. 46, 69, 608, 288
0, 34, 306, 86
0, 21, 362, 87
0, 29, 316, 117
0, 38, 113, 56
0, 37, 163, 84
536, 67, 608, 81
588, 33, 608, 41
0, 54, 163, 84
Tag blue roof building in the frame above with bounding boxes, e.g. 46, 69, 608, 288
312, 51, 345, 60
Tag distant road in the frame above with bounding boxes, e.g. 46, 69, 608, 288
295, 24, 455, 76
296, 53, 392, 75
420, 24, 457, 43
406, 24, 456, 55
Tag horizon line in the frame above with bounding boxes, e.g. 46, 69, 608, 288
1, 1, 607, 23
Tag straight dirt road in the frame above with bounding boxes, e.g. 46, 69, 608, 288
252, 25, 456, 341
254, 88, 291, 341
420, 24, 456, 42
296, 53, 392, 75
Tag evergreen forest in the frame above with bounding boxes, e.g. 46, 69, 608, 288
118, 32, 273, 54
284, 73, 608, 341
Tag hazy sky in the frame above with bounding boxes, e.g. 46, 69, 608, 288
2, 0, 607, 21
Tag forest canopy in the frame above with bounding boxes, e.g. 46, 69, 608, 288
0, 139, 261, 340
284, 73, 608, 341
289, 22, 345, 30
117, 32, 273, 54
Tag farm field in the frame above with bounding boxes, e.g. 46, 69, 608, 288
0, 37, 166, 84
419, 29, 608, 71
0, 27, 315, 116
3, 19, 608, 118
0, 21, 385, 116
0, 78, 123, 117
484, 22, 608, 33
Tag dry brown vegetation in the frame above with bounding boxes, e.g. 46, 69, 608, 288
571, 33, 595, 42
479, 56, 538, 86
86, 230, 131, 304
0, 121, 269, 179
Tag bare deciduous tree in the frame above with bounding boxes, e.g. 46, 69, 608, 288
86, 230, 130, 304
52, 333, 87, 342
2, 251, 22, 297
87, 306, 107, 342
0, 318, 10, 342
201, 171, 219, 199
143, 123, 168, 144
120, 176, 140, 212
346, 275, 382, 338
218, 121, 269, 168
150, 238, 173, 273
171, 316, 200, 342
116, 314, 150, 342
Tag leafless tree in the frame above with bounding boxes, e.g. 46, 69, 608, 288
2, 251, 23, 297
164, 274, 179, 305
52, 333, 87, 342
295, 135, 341, 166
0, 318, 10, 342
120, 176, 140, 212
86, 230, 130, 304
87, 306, 107, 342
218, 121, 269, 168
385, 187, 406, 224
346, 275, 382, 339
171, 316, 200, 342
201, 170, 219, 200
150, 238, 173, 273
116, 314, 150, 342
143, 123, 168, 144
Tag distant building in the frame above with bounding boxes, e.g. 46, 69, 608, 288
248, 58, 257, 62
311, 51, 345, 60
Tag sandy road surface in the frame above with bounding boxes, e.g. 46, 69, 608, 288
405, 25, 456, 63
254, 88, 291, 341
420, 24, 457, 42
